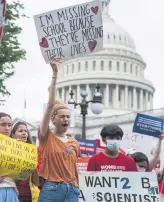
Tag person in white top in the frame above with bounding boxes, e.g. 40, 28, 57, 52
0, 112, 19, 202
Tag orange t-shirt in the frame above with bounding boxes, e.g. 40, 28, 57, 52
38, 129, 80, 187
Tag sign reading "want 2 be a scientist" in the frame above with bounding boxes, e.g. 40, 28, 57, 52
79, 172, 159, 202
34, 0, 103, 63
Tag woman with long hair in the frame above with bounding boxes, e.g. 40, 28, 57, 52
0, 112, 19, 202
11, 121, 39, 202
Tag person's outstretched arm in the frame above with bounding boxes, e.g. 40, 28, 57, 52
39, 58, 60, 138
149, 133, 164, 171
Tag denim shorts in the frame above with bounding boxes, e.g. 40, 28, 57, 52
38, 181, 80, 202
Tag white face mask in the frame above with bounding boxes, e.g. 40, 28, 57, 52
137, 166, 146, 172
106, 140, 121, 151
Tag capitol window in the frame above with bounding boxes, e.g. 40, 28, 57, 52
101, 61, 104, 71
130, 64, 133, 74
124, 63, 127, 72
72, 64, 74, 73
93, 61, 96, 70
85, 61, 88, 71
135, 66, 138, 75
109, 61, 112, 70
117, 61, 120, 71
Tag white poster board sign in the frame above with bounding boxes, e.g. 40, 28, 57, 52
79, 172, 159, 202
34, 0, 103, 63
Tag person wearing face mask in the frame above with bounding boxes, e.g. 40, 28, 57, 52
130, 152, 149, 172
130, 132, 164, 173
38, 58, 80, 202
87, 124, 138, 172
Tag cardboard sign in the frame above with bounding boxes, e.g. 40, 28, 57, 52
133, 113, 163, 138
0, 134, 38, 180
0, 0, 6, 41
79, 172, 159, 201
34, 0, 103, 63
76, 138, 97, 155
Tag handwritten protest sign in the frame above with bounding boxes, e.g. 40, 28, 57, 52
34, 0, 103, 63
0, 134, 37, 180
0, 0, 6, 41
79, 172, 159, 201
133, 113, 163, 138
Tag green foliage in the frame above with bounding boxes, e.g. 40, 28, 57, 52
0, 1, 27, 102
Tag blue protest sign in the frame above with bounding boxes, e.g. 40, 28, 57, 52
133, 113, 164, 138
76, 138, 97, 155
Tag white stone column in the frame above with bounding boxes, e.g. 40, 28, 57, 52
145, 91, 148, 110
133, 87, 137, 110
67, 86, 72, 103
77, 85, 80, 103
105, 84, 109, 108
128, 90, 132, 108
125, 86, 128, 108
115, 84, 119, 108
150, 93, 153, 110
68, 86, 72, 94
86, 84, 91, 100
62, 87, 65, 102
121, 88, 125, 108
140, 89, 143, 111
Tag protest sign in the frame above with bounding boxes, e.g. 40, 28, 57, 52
76, 138, 97, 155
0, 134, 38, 180
133, 113, 163, 138
34, 0, 103, 63
0, 0, 6, 41
79, 172, 159, 202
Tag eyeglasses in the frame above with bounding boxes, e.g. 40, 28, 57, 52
0, 123, 12, 127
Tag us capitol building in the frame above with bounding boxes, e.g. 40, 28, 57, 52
16, 0, 164, 157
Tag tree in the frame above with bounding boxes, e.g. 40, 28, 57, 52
0, 1, 26, 103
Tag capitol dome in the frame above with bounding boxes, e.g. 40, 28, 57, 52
102, 1, 136, 50
56, 0, 155, 118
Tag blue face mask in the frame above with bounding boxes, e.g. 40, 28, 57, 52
137, 166, 146, 172
106, 140, 121, 151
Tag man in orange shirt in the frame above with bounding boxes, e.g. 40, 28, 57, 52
38, 58, 80, 202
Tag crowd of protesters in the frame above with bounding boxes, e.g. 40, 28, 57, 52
0, 58, 164, 202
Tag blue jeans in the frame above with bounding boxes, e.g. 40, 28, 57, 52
0, 187, 19, 202
38, 181, 80, 202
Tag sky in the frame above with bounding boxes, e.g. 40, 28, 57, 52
1, 0, 164, 121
